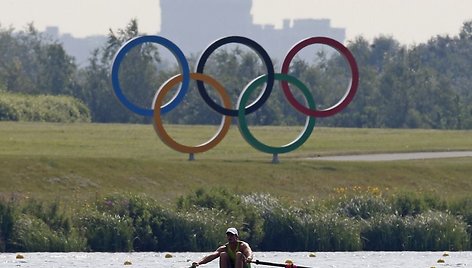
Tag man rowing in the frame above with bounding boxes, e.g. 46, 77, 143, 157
191, 227, 253, 268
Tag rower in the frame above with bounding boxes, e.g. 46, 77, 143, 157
191, 227, 253, 268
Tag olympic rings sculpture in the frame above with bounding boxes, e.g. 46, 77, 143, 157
111, 35, 359, 161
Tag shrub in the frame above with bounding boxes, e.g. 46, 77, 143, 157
449, 197, 472, 248
91, 193, 229, 252
307, 212, 362, 251
10, 213, 86, 252
389, 191, 446, 217
362, 212, 469, 251
77, 210, 133, 252
80, 194, 160, 252
21, 200, 72, 234
0, 191, 470, 252
336, 194, 391, 219
177, 189, 266, 250
0, 201, 16, 251
361, 214, 408, 250
258, 206, 306, 251
0, 91, 91, 122
153, 208, 228, 252
176, 188, 241, 213
403, 211, 469, 250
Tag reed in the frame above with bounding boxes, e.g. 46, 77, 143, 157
1, 189, 470, 252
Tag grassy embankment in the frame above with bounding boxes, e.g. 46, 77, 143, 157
1, 121, 471, 205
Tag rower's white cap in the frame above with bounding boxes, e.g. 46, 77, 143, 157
226, 227, 238, 236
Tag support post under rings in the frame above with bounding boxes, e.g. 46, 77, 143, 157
272, 153, 279, 164
188, 153, 195, 161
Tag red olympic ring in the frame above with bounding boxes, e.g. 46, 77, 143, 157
280, 37, 359, 117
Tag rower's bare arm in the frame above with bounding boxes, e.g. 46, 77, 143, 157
193, 246, 225, 266
242, 242, 253, 262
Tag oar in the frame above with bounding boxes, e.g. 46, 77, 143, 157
251, 259, 313, 268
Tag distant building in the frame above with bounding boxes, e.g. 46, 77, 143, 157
46, 0, 345, 66
159, 0, 345, 62
44, 26, 106, 67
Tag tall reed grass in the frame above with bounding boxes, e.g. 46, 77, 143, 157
0, 188, 470, 252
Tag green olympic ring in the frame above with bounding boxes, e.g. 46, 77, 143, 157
237, 73, 316, 155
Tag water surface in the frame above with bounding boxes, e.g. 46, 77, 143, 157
1, 251, 470, 268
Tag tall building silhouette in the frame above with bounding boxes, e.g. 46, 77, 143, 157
159, 0, 345, 62
45, 0, 345, 66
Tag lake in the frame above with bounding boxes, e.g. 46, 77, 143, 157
1, 251, 471, 268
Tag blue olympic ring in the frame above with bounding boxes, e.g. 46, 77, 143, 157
111, 35, 190, 116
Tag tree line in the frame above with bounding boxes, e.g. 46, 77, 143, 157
1, 20, 471, 129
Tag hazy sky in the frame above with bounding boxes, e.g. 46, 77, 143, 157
1, 0, 472, 45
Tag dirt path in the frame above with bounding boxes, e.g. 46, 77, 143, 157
307, 151, 472, 162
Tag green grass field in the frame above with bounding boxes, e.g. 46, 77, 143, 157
1, 121, 471, 205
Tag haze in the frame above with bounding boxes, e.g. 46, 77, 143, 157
1, 0, 471, 44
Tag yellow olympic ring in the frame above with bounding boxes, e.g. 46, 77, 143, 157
153, 73, 232, 154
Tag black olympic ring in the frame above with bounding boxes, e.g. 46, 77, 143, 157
195, 36, 275, 116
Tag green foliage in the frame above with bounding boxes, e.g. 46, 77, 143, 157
177, 188, 241, 212
335, 193, 391, 219
361, 214, 406, 250
0, 24, 77, 95
2, 20, 472, 127
0, 91, 91, 122
449, 197, 472, 248
362, 211, 469, 251
390, 191, 447, 217
78, 194, 160, 252
77, 210, 133, 252
258, 205, 306, 251
1, 190, 471, 252
154, 209, 227, 251
177, 189, 265, 249
77, 19, 162, 123
0, 201, 16, 251
362, 210, 469, 251
10, 213, 86, 252
6, 199, 86, 252
307, 212, 362, 251
403, 211, 469, 250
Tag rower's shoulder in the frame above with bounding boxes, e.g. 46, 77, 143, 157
239, 240, 251, 248
216, 244, 227, 252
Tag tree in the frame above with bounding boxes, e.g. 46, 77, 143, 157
0, 24, 77, 95
78, 19, 162, 122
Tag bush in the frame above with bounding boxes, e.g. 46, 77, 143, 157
176, 188, 242, 213
307, 212, 362, 251
0, 201, 16, 251
449, 197, 472, 248
336, 194, 391, 219
90, 193, 229, 252
2, 199, 85, 252
390, 191, 446, 217
0, 91, 90, 122
177, 189, 266, 250
153, 208, 228, 251
362, 212, 469, 251
10, 213, 86, 252
362, 214, 409, 250
78, 194, 159, 252
77, 210, 133, 252
0, 190, 471, 252
404, 211, 469, 250
258, 206, 306, 251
